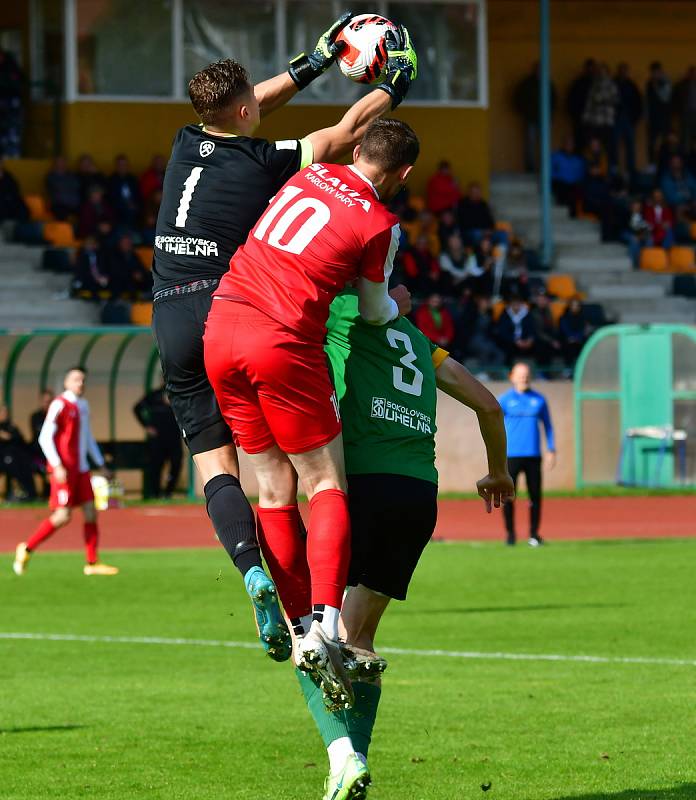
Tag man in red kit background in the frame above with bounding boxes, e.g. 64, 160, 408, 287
204, 119, 417, 718
13, 366, 118, 576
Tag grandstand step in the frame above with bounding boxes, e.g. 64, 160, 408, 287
555, 254, 632, 272
618, 307, 696, 324
571, 270, 674, 288
588, 283, 668, 301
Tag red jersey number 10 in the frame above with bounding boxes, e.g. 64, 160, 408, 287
254, 186, 331, 255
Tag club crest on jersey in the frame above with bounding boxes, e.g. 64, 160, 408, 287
199, 141, 215, 158
371, 397, 386, 418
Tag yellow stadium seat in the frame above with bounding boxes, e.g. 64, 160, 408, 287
43, 221, 76, 247
135, 246, 154, 270
24, 194, 52, 222
669, 246, 696, 272
550, 300, 567, 326
131, 302, 153, 325
546, 274, 578, 299
640, 247, 668, 272
495, 220, 513, 234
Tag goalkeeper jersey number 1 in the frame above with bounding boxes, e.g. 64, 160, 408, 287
325, 291, 446, 485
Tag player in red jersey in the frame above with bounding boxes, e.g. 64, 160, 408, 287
13, 367, 118, 576
204, 119, 418, 707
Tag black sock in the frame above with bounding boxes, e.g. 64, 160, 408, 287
204, 475, 263, 577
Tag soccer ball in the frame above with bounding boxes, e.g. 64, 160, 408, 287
335, 14, 396, 84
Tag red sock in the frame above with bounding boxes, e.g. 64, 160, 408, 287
257, 506, 311, 619
26, 519, 57, 551
84, 522, 99, 564
307, 489, 351, 609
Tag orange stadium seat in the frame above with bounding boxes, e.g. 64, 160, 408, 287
550, 300, 567, 326
640, 247, 668, 272
409, 195, 425, 212
669, 246, 696, 272
131, 302, 153, 325
495, 220, 513, 234
492, 300, 506, 322
546, 274, 578, 299
135, 246, 154, 270
24, 194, 53, 222
42, 221, 76, 247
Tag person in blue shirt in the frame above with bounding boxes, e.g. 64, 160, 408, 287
498, 362, 556, 546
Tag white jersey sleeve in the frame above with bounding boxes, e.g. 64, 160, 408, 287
38, 398, 64, 468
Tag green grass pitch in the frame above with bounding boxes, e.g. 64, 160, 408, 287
2, 539, 696, 799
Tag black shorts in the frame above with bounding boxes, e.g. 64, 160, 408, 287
347, 473, 438, 601
151, 284, 232, 455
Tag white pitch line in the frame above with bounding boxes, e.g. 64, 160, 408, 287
1, 632, 695, 668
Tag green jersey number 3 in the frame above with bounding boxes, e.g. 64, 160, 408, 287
386, 329, 423, 397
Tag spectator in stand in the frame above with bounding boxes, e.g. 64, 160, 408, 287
415, 294, 456, 350
643, 188, 675, 249
0, 49, 24, 158
687, 138, 696, 177
0, 404, 36, 501
501, 240, 530, 300
457, 181, 495, 245
426, 160, 461, 214
529, 290, 561, 373
72, 235, 111, 298
622, 199, 653, 268
45, 156, 81, 220
582, 136, 611, 216
646, 62, 673, 166
133, 386, 182, 498
106, 232, 151, 297
140, 154, 167, 204
437, 208, 460, 248
29, 390, 53, 498
582, 63, 618, 155
0, 161, 28, 224
466, 296, 506, 375
107, 154, 141, 228
613, 63, 642, 175
401, 234, 442, 297
77, 184, 115, 240
673, 67, 696, 152
76, 153, 106, 202
551, 135, 586, 216
497, 295, 536, 366
660, 154, 696, 211
656, 131, 684, 178
567, 59, 597, 151
467, 234, 496, 296
513, 61, 557, 172
439, 231, 469, 294
559, 297, 593, 370
402, 208, 439, 254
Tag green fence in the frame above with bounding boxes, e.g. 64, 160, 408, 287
574, 324, 696, 488
0, 326, 194, 497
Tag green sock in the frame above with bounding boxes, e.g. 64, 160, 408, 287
345, 681, 381, 758
295, 667, 350, 747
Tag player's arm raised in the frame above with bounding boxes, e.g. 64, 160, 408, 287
255, 12, 353, 116
307, 24, 417, 162
435, 357, 515, 511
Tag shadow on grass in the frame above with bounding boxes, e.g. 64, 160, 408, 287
391, 602, 625, 616
0, 724, 86, 735
549, 785, 696, 800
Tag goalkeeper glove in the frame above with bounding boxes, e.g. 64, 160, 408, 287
377, 25, 417, 109
288, 11, 353, 91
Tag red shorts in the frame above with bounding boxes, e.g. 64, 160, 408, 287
49, 470, 94, 509
204, 300, 341, 455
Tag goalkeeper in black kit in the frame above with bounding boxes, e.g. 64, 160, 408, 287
151, 12, 417, 663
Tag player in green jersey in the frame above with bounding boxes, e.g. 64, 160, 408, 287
305, 289, 514, 792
